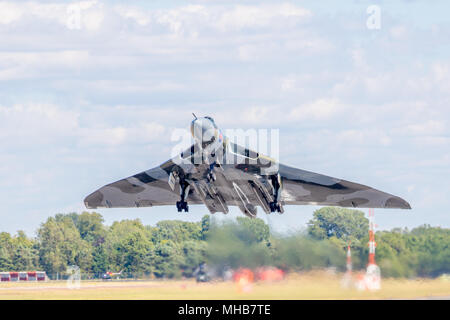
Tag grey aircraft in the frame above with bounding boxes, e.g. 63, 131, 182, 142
84, 116, 411, 217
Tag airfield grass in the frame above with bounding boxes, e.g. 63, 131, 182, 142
0, 271, 449, 300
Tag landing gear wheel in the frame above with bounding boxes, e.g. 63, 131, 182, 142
176, 201, 189, 212
269, 202, 281, 213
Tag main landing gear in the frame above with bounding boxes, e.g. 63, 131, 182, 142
176, 200, 188, 212
176, 180, 189, 212
269, 174, 282, 213
269, 201, 282, 213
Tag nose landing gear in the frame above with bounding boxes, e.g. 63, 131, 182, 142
269, 174, 284, 213
207, 162, 216, 182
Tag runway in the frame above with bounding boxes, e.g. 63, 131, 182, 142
1, 272, 449, 300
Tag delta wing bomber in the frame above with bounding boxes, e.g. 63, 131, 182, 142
84, 116, 411, 217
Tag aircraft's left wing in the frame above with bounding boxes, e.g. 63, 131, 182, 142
278, 163, 411, 209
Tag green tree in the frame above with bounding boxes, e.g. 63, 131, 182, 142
0, 232, 13, 271
1, 208, 447, 279
75, 212, 106, 245
105, 219, 154, 275
272, 234, 345, 271
206, 219, 272, 269
153, 240, 183, 278
115, 231, 154, 274
153, 220, 202, 243
201, 215, 210, 240
236, 217, 270, 244
37, 215, 92, 275
91, 245, 109, 274
180, 240, 207, 276
308, 207, 368, 244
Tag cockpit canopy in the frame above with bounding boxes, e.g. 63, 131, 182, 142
204, 116, 215, 123
190, 116, 219, 148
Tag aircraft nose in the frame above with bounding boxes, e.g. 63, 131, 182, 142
191, 118, 216, 143
190, 119, 202, 140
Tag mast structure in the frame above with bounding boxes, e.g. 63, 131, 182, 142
367, 208, 377, 266
346, 243, 352, 273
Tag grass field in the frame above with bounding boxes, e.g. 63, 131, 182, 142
0, 272, 449, 300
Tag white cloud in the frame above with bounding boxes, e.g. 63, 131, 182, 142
87, 80, 185, 94
413, 136, 450, 147
0, 50, 90, 80
81, 3, 105, 31
289, 98, 345, 120
115, 5, 150, 26
111, 3, 312, 36
281, 76, 296, 92
390, 25, 407, 39
78, 123, 166, 147
0, 2, 22, 24
215, 3, 311, 31
0, 102, 167, 148
0, 1, 101, 27
0, 103, 79, 144
237, 44, 260, 61
401, 120, 446, 136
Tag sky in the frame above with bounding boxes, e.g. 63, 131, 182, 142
0, 0, 449, 236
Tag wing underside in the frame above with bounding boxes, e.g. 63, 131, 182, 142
84, 156, 203, 209
279, 164, 411, 209
84, 143, 411, 210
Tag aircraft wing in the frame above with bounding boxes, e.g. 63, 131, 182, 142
278, 163, 411, 209
84, 140, 411, 211
84, 146, 203, 209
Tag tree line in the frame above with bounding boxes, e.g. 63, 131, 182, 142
0, 207, 448, 278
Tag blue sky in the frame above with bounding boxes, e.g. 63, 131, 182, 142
0, 1, 449, 235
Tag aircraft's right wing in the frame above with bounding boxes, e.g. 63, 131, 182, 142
84, 145, 203, 209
